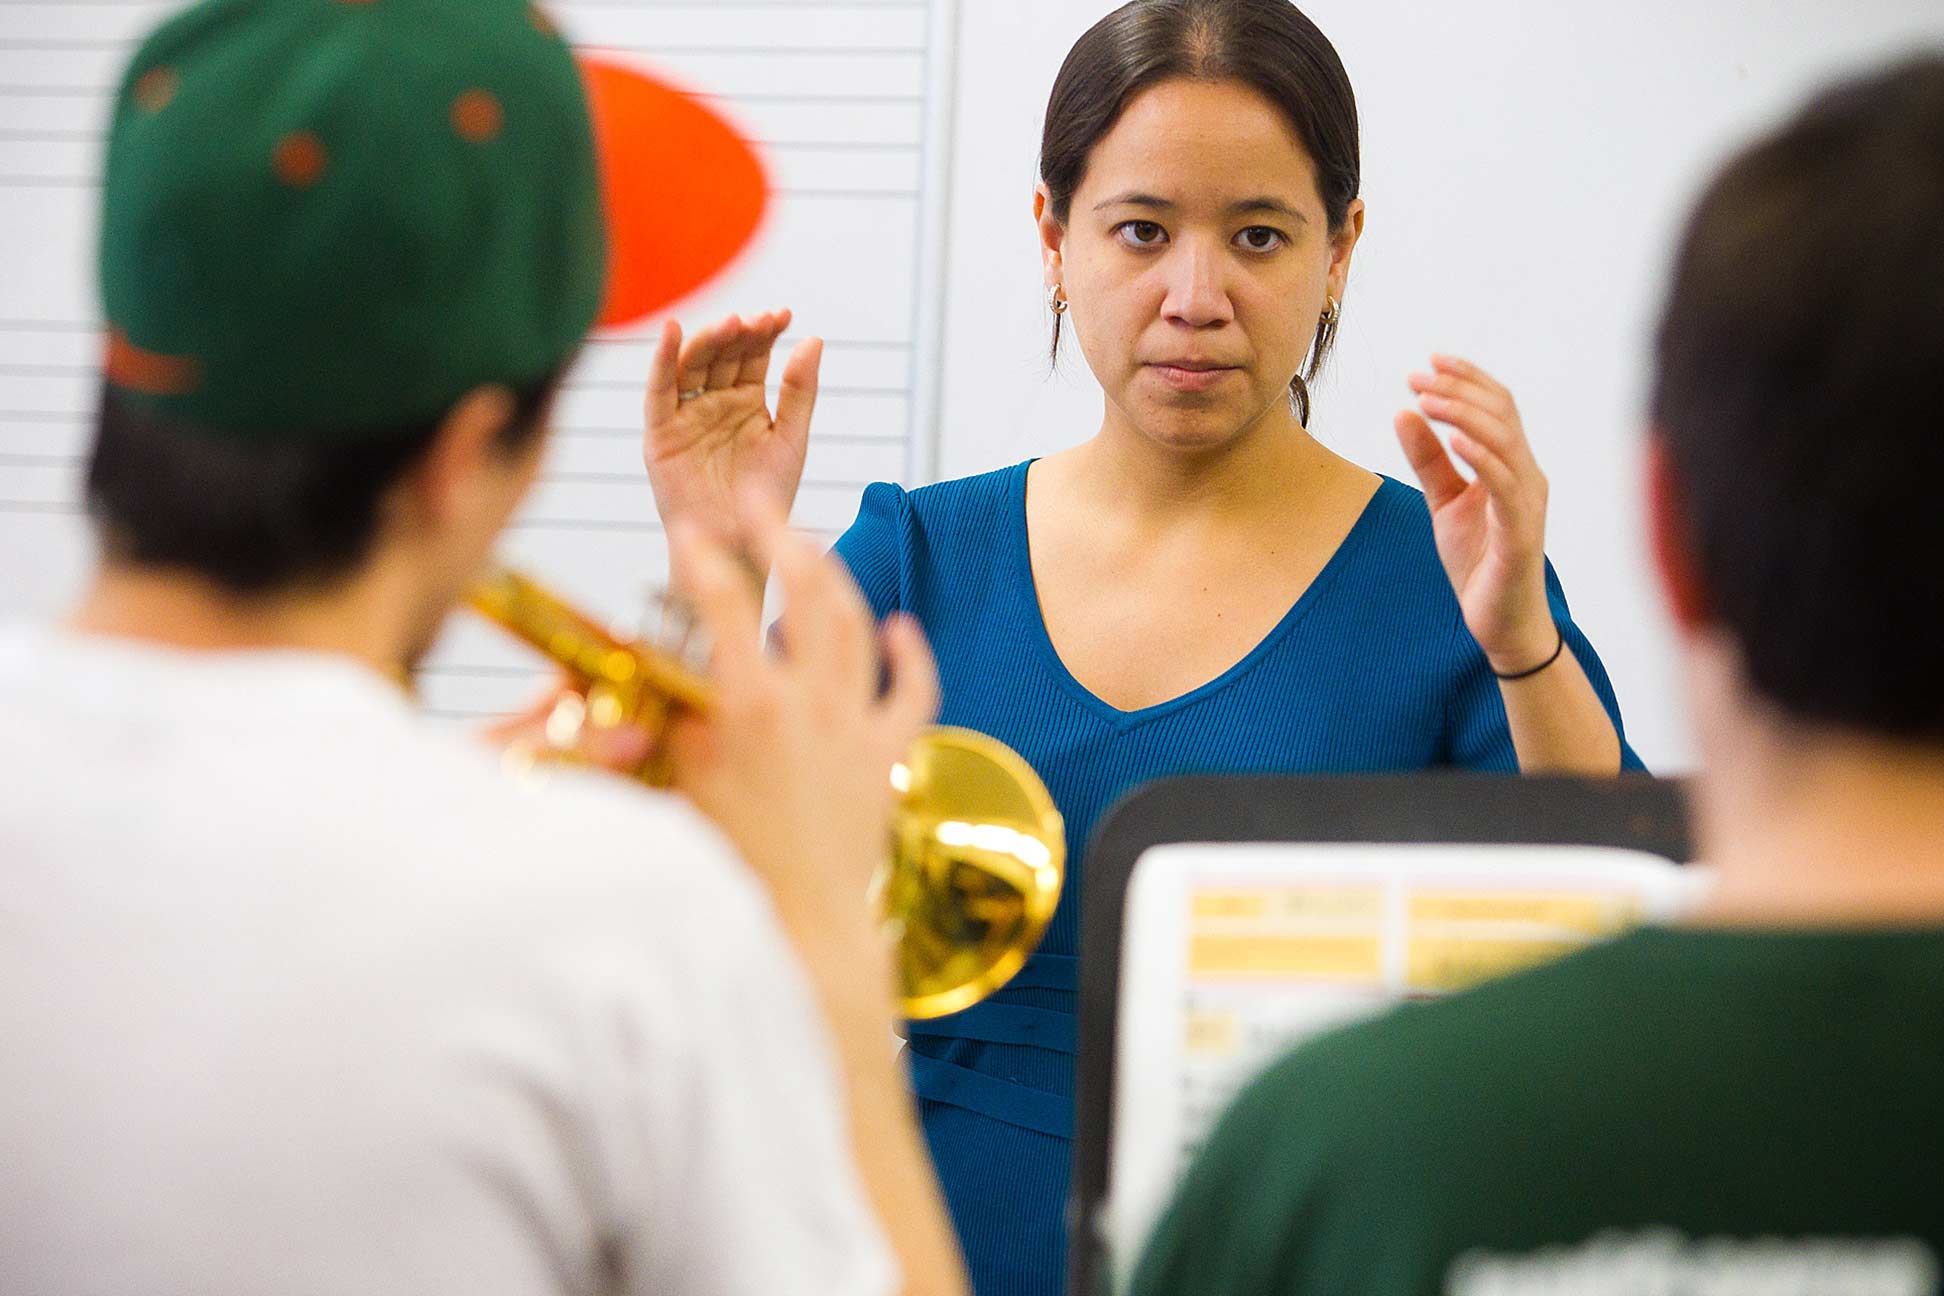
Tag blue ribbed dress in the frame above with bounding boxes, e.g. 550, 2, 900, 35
832, 461, 1642, 1296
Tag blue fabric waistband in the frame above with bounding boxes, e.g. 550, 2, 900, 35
1000, 951, 1077, 995
908, 1052, 1075, 1141
906, 1002, 1074, 1054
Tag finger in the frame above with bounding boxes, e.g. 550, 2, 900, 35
671, 521, 766, 692
1394, 410, 1468, 510
1407, 369, 1515, 422
675, 316, 734, 393
644, 317, 683, 429
774, 336, 823, 452
707, 315, 750, 391
733, 309, 791, 389
1417, 391, 1543, 484
581, 720, 655, 772
1447, 430, 1528, 522
476, 682, 568, 749
1430, 353, 1513, 404
1413, 391, 1528, 466
877, 612, 941, 742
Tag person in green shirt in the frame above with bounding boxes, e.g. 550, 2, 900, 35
1131, 54, 1944, 1296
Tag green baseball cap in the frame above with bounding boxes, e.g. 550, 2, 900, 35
99, 0, 606, 439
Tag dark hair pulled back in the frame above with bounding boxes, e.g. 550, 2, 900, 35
1039, 0, 1360, 425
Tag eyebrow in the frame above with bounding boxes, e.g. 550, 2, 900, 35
1091, 192, 1310, 222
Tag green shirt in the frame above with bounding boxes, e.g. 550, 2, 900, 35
1131, 926, 1944, 1296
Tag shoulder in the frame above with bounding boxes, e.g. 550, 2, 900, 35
832, 462, 1031, 615
903, 460, 1030, 521
839, 462, 1027, 543
1345, 476, 1442, 573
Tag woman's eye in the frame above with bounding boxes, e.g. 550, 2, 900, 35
1237, 226, 1286, 252
1115, 220, 1167, 248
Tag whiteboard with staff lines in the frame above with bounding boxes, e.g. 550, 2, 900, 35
0, 0, 959, 722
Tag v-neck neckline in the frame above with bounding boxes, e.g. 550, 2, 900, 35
1007, 460, 1396, 728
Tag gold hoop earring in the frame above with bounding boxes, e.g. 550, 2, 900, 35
1320, 295, 1340, 327
1048, 283, 1069, 316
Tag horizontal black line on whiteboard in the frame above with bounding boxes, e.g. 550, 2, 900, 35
416, 664, 548, 680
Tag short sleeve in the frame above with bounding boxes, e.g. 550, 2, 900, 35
588, 822, 898, 1296
1445, 558, 1646, 772
830, 480, 911, 621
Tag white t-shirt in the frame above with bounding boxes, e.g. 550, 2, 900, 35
0, 628, 896, 1296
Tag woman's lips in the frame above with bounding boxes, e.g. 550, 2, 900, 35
1149, 363, 1240, 393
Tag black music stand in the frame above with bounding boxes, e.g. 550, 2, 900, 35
1066, 773, 1692, 1296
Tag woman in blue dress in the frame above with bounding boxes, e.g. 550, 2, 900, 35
642, 3, 1641, 1292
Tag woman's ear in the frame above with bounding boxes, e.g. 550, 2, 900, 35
1034, 182, 1065, 289
1327, 197, 1366, 302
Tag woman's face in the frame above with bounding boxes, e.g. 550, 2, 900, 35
1038, 76, 1363, 452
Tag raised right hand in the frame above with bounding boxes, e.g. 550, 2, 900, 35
643, 310, 823, 542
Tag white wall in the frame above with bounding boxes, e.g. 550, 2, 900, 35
932, 1, 1944, 772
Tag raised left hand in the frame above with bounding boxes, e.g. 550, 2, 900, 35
1395, 355, 1558, 675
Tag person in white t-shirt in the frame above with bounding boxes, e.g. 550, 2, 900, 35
0, 4, 965, 1296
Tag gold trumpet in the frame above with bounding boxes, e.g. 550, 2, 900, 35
467, 566, 1066, 1020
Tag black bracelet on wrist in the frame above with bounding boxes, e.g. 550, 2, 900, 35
1492, 626, 1566, 682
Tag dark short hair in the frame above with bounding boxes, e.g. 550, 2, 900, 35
1651, 55, 1944, 742
1039, 0, 1360, 424
86, 373, 560, 597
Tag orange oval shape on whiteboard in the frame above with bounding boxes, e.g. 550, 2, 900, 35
580, 56, 769, 329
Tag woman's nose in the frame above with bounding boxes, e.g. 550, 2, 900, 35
1159, 243, 1235, 328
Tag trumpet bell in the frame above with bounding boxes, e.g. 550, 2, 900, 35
890, 728, 1065, 1020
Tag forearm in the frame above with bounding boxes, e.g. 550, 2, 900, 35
792, 926, 971, 1296
1494, 643, 1623, 775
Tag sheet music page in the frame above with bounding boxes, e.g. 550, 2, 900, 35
0, 0, 955, 723
1106, 842, 1711, 1292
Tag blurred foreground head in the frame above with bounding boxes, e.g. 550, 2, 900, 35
87, 0, 604, 594
1651, 56, 1944, 744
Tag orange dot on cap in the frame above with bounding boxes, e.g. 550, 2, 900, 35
273, 131, 328, 188
452, 90, 504, 143
133, 67, 177, 113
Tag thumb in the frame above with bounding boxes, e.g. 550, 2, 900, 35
1395, 409, 1466, 510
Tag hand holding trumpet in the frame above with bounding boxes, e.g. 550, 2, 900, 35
666, 492, 940, 960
